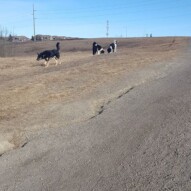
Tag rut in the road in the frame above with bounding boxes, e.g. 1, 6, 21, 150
91, 86, 134, 119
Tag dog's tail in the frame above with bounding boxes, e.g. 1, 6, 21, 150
56, 42, 60, 52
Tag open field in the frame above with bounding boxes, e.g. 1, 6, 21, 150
0, 37, 189, 155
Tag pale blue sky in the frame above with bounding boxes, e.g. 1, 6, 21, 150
0, 0, 191, 38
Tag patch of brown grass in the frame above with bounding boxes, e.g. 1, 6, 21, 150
0, 37, 189, 121
0, 37, 190, 153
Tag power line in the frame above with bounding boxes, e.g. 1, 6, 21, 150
2, 0, 189, 37
32, 4, 36, 41
38, 0, 159, 14
106, 20, 109, 38
37, 3, 191, 22
37, 0, 189, 15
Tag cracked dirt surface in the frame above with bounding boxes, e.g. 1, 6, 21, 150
0, 37, 189, 155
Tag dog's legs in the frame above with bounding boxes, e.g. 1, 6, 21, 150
114, 44, 117, 53
45, 61, 49, 67
54, 57, 61, 66
55, 57, 58, 66
58, 58, 61, 65
44, 60, 47, 67
45, 58, 49, 67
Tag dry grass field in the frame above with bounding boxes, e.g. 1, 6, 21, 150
0, 37, 189, 155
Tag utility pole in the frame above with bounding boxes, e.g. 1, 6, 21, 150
32, 4, 36, 41
125, 25, 127, 38
106, 20, 109, 38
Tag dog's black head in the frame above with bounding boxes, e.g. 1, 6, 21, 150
92, 42, 98, 55
93, 42, 97, 47
107, 47, 112, 53
36, 53, 43, 61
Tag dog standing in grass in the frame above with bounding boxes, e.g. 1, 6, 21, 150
107, 40, 117, 53
37, 42, 61, 67
92, 42, 105, 55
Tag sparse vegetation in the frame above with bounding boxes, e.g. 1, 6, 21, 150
0, 26, 15, 57
0, 37, 189, 155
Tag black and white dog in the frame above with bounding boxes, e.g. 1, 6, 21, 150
37, 42, 61, 67
92, 42, 105, 55
107, 40, 117, 53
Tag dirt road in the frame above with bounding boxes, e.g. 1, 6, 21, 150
0, 39, 191, 190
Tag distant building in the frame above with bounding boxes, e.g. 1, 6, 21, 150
34, 34, 77, 41
35, 34, 53, 41
52, 36, 66, 40
9, 35, 30, 42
